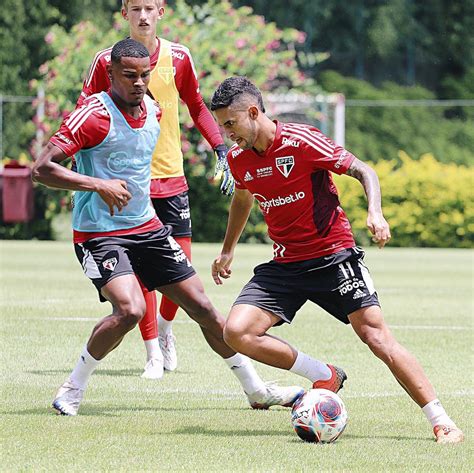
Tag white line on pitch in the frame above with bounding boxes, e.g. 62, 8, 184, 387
389, 325, 471, 331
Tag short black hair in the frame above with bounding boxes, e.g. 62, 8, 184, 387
210, 76, 265, 113
111, 38, 149, 64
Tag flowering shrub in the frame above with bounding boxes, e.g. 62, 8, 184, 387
333, 152, 473, 248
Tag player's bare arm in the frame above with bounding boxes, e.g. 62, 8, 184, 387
212, 188, 254, 285
345, 158, 391, 248
32, 142, 132, 216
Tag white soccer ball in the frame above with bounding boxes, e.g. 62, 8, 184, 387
291, 388, 348, 443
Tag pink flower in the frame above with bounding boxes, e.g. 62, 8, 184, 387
162, 26, 171, 35
297, 31, 307, 44
45, 31, 55, 44
113, 21, 122, 31
266, 40, 281, 51
39, 63, 48, 75
182, 141, 191, 153
235, 38, 247, 49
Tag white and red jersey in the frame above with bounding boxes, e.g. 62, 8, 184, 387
50, 93, 163, 243
228, 121, 356, 262
77, 38, 223, 198
52, 94, 162, 156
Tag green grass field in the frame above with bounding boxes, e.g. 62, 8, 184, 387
0, 241, 472, 472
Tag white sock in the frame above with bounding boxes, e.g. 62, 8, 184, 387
289, 351, 331, 382
144, 338, 163, 362
70, 346, 100, 390
158, 313, 173, 336
224, 353, 266, 395
422, 399, 456, 428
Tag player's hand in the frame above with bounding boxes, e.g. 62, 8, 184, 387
212, 252, 234, 285
367, 211, 391, 248
214, 145, 235, 196
97, 179, 132, 216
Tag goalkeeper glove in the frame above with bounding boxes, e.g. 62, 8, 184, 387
214, 144, 235, 196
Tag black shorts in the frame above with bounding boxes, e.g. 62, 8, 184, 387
234, 247, 380, 325
152, 192, 192, 237
74, 225, 195, 302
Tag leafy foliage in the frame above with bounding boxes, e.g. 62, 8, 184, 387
334, 152, 473, 248
319, 70, 474, 166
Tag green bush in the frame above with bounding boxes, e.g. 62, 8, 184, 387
333, 152, 473, 248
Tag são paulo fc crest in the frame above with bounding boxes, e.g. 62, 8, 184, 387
102, 257, 118, 272
156, 66, 177, 85
276, 156, 295, 178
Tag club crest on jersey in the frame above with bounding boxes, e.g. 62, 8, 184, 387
276, 156, 295, 178
102, 257, 118, 271
156, 66, 176, 85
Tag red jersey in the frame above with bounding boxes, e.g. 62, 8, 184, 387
77, 38, 223, 197
228, 121, 356, 262
50, 94, 163, 243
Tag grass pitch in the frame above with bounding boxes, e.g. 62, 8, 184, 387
0, 241, 472, 472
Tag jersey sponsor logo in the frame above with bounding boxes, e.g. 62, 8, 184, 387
253, 191, 305, 214
179, 207, 190, 220
282, 137, 300, 148
334, 150, 350, 169
256, 166, 273, 178
168, 236, 191, 265
275, 156, 295, 178
107, 151, 146, 173
156, 66, 177, 85
231, 147, 244, 158
244, 171, 253, 181
171, 50, 185, 60
102, 257, 118, 271
337, 278, 365, 296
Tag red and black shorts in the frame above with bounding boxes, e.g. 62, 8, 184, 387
74, 225, 195, 302
152, 192, 192, 238
233, 247, 380, 325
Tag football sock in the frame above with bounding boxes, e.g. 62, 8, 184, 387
138, 288, 158, 340
159, 237, 191, 323
158, 312, 173, 335
224, 353, 267, 396
289, 351, 332, 382
70, 346, 100, 390
144, 339, 163, 362
422, 399, 456, 427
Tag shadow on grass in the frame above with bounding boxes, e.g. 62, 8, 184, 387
26, 369, 192, 377
1, 404, 251, 417
166, 427, 432, 442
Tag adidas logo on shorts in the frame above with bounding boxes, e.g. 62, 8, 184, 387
353, 289, 365, 300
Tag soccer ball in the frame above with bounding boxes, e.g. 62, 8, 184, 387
291, 388, 348, 443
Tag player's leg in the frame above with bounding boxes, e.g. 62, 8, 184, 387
159, 274, 304, 409
349, 305, 463, 443
53, 240, 145, 416
224, 304, 342, 390
153, 192, 192, 371
223, 261, 346, 393
137, 283, 164, 379
53, 273, 146, 416
320, 246, 463, 443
